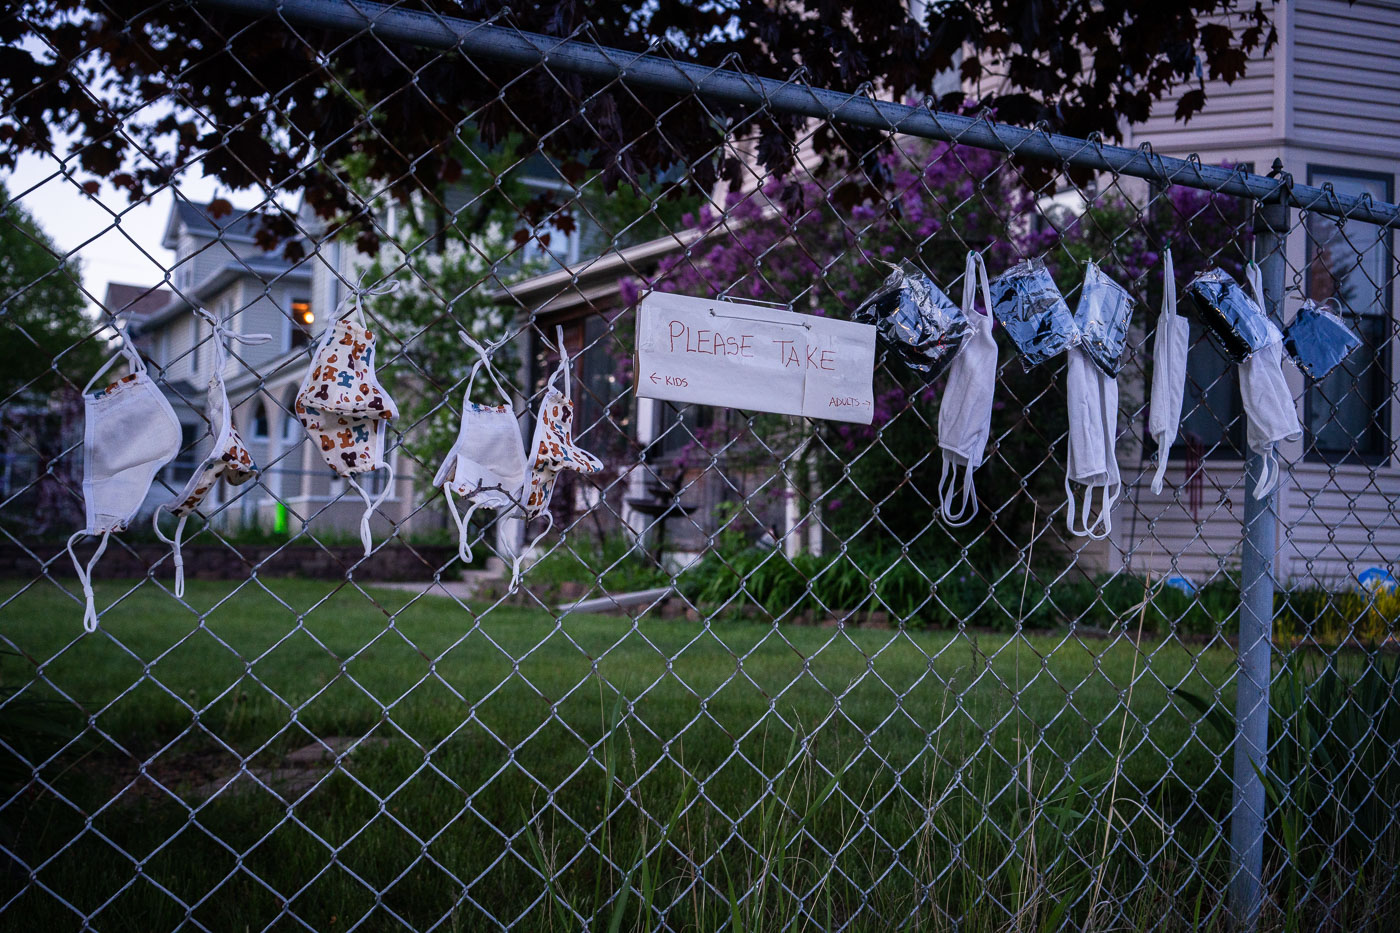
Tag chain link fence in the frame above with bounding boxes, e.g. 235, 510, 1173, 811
3, 0, 1400, 929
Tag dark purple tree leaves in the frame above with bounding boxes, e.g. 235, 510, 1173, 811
1, 0, 1276, 257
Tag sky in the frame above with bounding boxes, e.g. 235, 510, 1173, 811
4, 149, 266, 313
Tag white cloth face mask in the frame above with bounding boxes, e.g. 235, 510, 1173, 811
294, 278, 401, 556
68, 317, 181, 632
432, 331, 528, 566
1238, 262, 1301, 499
153, 307, 272, 597
938, 251, 998, 526
1064, 344, 1121, 539
1148, 249, 1189, 494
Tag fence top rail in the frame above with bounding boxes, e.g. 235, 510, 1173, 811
199, 0, 1400, 229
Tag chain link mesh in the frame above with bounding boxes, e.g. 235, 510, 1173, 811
2, 1, 1399, 929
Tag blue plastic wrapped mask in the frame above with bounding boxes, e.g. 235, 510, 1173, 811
1183, 267, 1276, 363
1073, 262, 1136, 377
989, 258, 1079, 370
1284, 300, 1361, 380
853, 261, 969, 372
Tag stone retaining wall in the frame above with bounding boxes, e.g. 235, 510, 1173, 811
3, 542, 461, 582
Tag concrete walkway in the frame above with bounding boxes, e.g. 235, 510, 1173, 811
372, 568, 502, 602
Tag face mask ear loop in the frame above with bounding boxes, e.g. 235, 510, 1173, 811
444, 486, 486, 565
510, 512, 554, 594
1246, 261, 1267, 318
938, 458, 977, 527
350, 461, 397, 558
83, 315, 147, 395
460, 331, 512, 406
152, 510, 189, 598
68, 529, 110, 633
1254, 449, 1279, 500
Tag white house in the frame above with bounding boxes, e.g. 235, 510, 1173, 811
1113, 0, 1400, 585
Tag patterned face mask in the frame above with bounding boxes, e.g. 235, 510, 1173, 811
153, 308, 272, 597
853, 260, 969, 372
1183, 265, 1275, 363
294, 279, 401, 555
67, 316, 182, 632
1284, 299, 1361, 380
516, 327, 602, 588
989, 258, 1080, 370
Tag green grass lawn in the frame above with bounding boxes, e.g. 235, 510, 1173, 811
0, 578, 1366, 930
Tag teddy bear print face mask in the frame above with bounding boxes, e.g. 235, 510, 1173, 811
525, 328, 603, 518
295, 278, 401, 555
153, 307, 272, 597
512, 327, 603, 590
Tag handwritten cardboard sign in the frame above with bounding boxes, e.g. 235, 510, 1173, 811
636, 292, 876, 424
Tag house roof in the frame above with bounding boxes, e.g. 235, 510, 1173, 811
488, 228, 706, 317
131, 258, 312, 334
161, 198, 292, 250
103, 282, 173, 321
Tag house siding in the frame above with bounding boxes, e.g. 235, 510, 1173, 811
1110, 0, 1400, 588
1292, 0, 1400, 152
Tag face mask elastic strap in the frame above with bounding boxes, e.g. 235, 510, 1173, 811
1253, 449, 1279, 500
333, 273, 401, 329
152, 511, 190, 598
83, 316, 146, 395
197, 306, 273, 396
67, 529, 110, 633
459, 330, 512, 406
1246, 261, 1267, 318
545, 325, 571, 398
1150, 434, 1171, 495
938, 458, 977, 527
444, 486, 487, 565
1162, 249, 1177, 316
349, 461, 398, 558
510, 512, 554, 594
962, 251, 992, 319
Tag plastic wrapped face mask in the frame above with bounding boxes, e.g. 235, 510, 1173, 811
1284, 300, 1361, 380
1073, 262, 1136, 377
1182, 267, 1275, 363
989, 259, 1079, 370
852, 260, 969, 372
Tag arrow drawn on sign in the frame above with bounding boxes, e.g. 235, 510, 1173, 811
649, 372, 660, 384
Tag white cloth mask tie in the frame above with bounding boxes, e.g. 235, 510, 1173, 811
517, 326, 603, 589
67, 316, 181, 631
937, 251, 998, 526
1064, 344, 1121, 539
152, 307, 272, 597
294, 277, 401, 556
1238, 262, 1301, 499
432, 331, 527, 566
1148, 249, 1189, 494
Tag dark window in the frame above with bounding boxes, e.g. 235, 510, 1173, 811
1172, 319, 1246, 460
166, 423, 202, 484
1304, 167, 1393, 465
251, 402, 269, 439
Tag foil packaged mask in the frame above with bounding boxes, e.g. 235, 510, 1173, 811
852, 260, 969, 372
1073, 262, 1136, 377
989, 259, 1079, 370
1183, 267, 1275, 363
1284, 300, 1361, 380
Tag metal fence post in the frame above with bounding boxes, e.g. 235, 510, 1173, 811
1229, 189, 1290, 928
